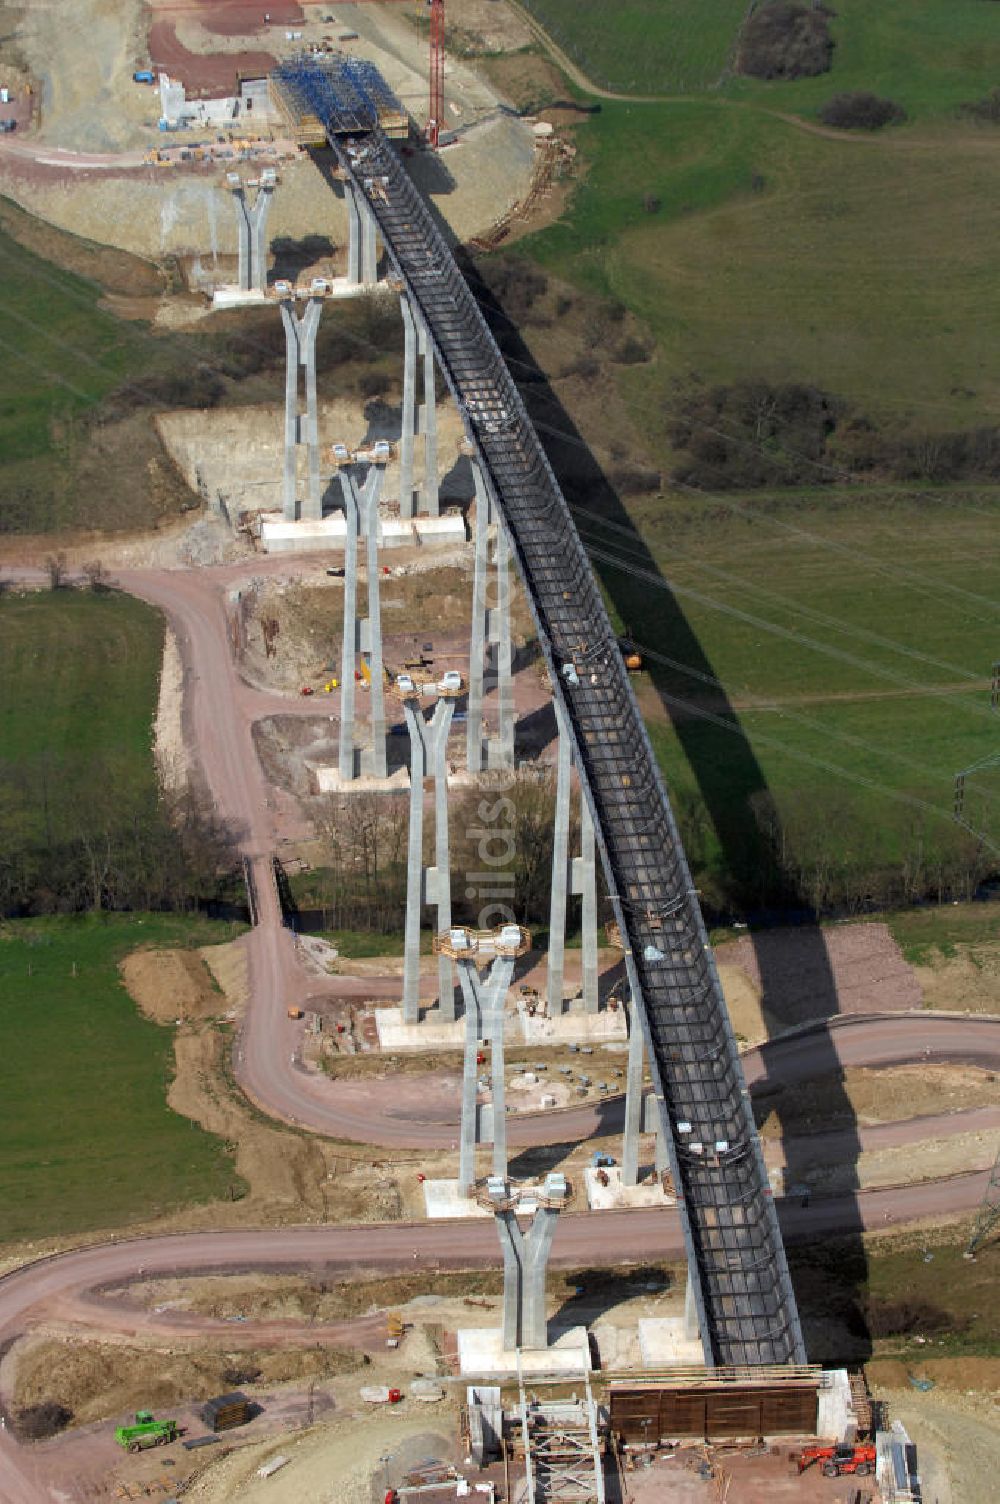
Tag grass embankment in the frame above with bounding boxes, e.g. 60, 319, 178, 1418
504, 5, 1000, 908
790, 1224, 1000, 1365
0, 914, 243, 1244
0, 214, 153, 468
887, 902, 1000, 967
0, 197, 401, 535
0, 209, 190, 534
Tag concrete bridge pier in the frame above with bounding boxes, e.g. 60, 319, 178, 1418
232, 181, 274, 293
337, 462, 388, 779
467, 461, 515, 772
280, 296, 323, 521
401, 696, 456, 1021
547, 698, 599, 1015
457, 953, 516, 1195
491, 1174, 568, 1351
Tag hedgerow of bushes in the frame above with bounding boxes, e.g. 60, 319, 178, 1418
819, 91, 906, 130
667, 379, 1000, 490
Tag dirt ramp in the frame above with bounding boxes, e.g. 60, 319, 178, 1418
120, 947, 223, 1023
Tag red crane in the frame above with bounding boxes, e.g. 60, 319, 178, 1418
362, 1, 445, 147
427, 0, 445, 146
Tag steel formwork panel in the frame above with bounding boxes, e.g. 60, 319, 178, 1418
273, 57, 806, 1368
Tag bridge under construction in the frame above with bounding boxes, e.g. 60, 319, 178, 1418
271, 53, 806, 1369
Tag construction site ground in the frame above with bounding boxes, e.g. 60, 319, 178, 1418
5, 1344, 452, 1504
623, 1445, 883, 1504
1, 1265, 697, 1503
712, 923, 922, 1039
229, 552, 537, 696
867, 1368, 1000, 1504
4, 1213, 997, 1503
155, 396, 471, 536
0, 0, 539, 259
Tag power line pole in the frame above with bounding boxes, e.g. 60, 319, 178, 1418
953, 659, 1000, 825
964, 1141, 1000, 1260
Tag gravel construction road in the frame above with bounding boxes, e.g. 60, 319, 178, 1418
306, 1015, 1000, 1148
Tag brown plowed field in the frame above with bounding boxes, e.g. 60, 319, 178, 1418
148, 20, 277, 97
149, 0, 303, 34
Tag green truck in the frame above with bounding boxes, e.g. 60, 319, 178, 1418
114, 1410, 180, 1452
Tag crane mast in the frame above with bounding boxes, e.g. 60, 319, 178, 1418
365, 1, 445, 146
427, 0, 445, 146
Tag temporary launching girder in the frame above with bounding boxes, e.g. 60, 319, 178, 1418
272, 56, 806, 1369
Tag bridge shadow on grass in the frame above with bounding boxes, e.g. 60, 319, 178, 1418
456, 249, 871, 1365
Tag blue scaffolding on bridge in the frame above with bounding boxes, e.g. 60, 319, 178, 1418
274, 53, 405, 137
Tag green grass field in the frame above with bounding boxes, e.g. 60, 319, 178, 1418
520, 0, 746, 92
0, 914, 243, 1244
528, 101, 1000, 426
727, 0, 1000, 122
0, 222, 154, 466
0, 588, 236, 915
511, 5, 1000, 906
0, 208, 200, 533
522, 0, 1000, 116
0, 590, 164, 894
885, 901, 1000, 967
590, 486, 1000, 907
523, 2, 1000, 426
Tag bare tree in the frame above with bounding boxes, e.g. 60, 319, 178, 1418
81, 559, 110, 592
311, 791, 408, 931
45, 552, 68, 591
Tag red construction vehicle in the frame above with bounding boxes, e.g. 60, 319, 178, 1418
797, 1441, 876, 1477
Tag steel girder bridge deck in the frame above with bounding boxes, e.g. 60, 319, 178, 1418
273, 56, 806, 1368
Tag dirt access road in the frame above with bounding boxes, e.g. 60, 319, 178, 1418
306, 1014, 1000, 1147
